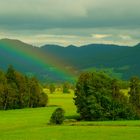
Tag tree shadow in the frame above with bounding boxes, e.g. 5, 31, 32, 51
65, 115, 80, 120
48, 105, 60, 107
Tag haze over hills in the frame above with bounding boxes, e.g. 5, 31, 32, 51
0, 38, 140, 82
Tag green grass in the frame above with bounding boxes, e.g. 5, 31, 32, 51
48, 92, 77, 117
1, 92, 140, 140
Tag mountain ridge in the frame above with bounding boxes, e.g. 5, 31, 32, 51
0, 38, 140, 81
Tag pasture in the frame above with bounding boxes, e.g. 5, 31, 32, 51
0, 91, 140, 140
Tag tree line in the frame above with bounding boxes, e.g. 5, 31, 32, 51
44, 82, 74, 94
74, 72, 140, 121
0, 65, 48, 110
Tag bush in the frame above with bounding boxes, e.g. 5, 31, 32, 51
50, 108, 65, 125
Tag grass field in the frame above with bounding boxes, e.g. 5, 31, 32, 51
0, 92, 140, 140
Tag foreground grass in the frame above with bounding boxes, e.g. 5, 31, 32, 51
0, 93, 140, 140
1, 125, 140, 140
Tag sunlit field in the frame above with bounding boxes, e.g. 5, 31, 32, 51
0, 90, 140, 140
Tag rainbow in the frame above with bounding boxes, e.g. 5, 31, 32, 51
0, 39, 77, 82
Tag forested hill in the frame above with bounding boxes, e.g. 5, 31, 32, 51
0, 39, 73, 82
0, 38, 140, 81
41, 43, 140, 79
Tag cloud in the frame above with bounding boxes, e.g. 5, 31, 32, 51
119, 35, 132, 40
0, 0, 89, 19
0, 0, 139, 46
0, 29, 139, 47
0, 0, 140, 29
92, 34, 112, 39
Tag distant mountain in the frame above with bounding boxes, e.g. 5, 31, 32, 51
0, 38, 140, 82
41, 43, 140, 79
0, 38, 35, 71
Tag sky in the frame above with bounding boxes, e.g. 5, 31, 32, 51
0, 0, 140, 46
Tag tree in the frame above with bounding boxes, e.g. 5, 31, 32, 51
28, 77, 48, 108
14, 71, 29, 108
129, 76, 140, 108
6, 65, 19, 109
50, 108, 65, 125
111, 79, 128, 103
74, 72, 112, 120
6, 65, 16, 83
0, 70, 7, 110
38, 92, 48, 107
62, 82, 70, 93
49, 84, 55, 94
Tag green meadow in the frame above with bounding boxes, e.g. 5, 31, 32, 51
0, 91, 140, 140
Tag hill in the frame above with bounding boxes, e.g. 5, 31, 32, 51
41, 43, 140, 79
0, 38, 140, 81
0, 39, 75, 82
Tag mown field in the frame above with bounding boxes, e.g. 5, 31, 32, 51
0, 91, 140, 140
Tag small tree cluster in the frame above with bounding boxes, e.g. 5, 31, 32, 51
74, 72, 138, 121
0, 65, 48, 110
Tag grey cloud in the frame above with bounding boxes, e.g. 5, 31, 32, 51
0, 0, 139, 46
0, 0, 140, 29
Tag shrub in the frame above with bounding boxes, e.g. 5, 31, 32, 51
50, 108, 65, 125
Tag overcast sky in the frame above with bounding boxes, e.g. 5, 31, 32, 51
0, 0, 139, 46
